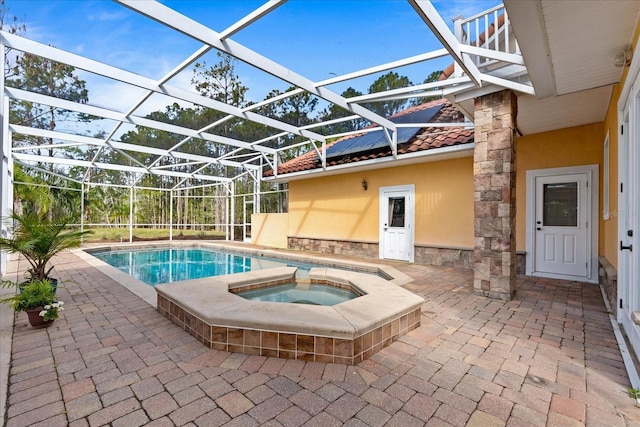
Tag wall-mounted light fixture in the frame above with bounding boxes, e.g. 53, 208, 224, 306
361, 178, 368, 191
615, 48, 633, 68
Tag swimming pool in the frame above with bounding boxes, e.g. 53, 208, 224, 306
91, 247, 352, 286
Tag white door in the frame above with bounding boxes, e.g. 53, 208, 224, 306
618, 104, 639, 349
526, 166, 597, 282
534, 174, 589, 277
380, 185, 414, 262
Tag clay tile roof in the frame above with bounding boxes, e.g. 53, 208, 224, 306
267, 97, 473, 177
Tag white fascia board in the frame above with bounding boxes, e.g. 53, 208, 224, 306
6, 87, 277, 155
116, 1, 396, 132
1, 32, 325, 144
264, 143, 474, 183
503, 0, 555, 99
408, 0, 482, 86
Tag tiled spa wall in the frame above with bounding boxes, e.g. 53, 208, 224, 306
157, 294, 421, 365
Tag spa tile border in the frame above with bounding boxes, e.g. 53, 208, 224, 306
157, 293, 421, 365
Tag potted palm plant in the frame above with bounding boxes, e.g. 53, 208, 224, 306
0, 211, 92, 284
1, 278, 62, 327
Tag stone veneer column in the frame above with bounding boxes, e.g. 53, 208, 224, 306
473, 90, 517, 300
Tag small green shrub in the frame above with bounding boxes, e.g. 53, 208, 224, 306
1, 279, 56, 312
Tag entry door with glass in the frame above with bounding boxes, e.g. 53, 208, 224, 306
379, 185, 414, 262
533, 173, 590, 278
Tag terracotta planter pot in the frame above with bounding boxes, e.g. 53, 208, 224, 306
25, 308, 54, 328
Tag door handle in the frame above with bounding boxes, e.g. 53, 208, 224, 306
620, 241, 633, 251
536, 227, 542, 231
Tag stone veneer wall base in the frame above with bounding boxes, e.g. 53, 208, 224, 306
289, 237, 527, 274
288, 237, 378, 258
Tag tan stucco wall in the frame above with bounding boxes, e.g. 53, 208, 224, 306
515, 123, 604, 253
288, 157, 474, 248
251, 213, 289, 248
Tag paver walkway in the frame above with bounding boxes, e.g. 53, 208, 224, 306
2, 247, 640, 426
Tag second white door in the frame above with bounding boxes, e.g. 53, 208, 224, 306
532, 172, 591, 279
380, 185, 414, 262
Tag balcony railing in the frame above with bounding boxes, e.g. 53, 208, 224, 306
453, 4, 520, 73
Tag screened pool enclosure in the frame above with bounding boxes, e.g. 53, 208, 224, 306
0, 0, 531, 273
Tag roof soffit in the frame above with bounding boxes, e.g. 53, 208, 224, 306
505, 0, 640, 99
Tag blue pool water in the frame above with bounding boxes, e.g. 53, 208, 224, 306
238, 283, 358, 306
92, 248, 343, 286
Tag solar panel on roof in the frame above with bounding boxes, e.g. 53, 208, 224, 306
324, 104, 444, 160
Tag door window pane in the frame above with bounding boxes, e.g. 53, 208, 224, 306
388, 197, 405, 227
543, 182, 578, 226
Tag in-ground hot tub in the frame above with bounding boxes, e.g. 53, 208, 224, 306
232, 279, 363, 306
155, 266, 424, 364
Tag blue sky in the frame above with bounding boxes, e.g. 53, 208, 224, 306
5, 0, 501, 118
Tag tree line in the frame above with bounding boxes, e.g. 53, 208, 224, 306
2, 2, 441, 234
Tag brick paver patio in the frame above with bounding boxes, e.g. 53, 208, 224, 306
2, 247, 640, 426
